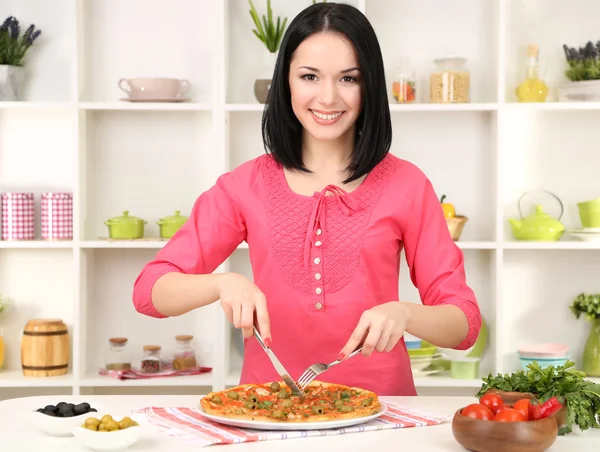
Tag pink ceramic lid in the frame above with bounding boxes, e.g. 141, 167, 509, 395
517, 343, 570, 357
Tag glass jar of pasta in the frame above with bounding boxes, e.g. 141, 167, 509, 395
429, 56, 471, 103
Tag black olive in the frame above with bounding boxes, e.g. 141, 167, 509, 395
36, 408, 44, 413
62, 411, 75, 417
74, 403, 90, 415
88, 408, 98, 412
43, 410, 57, 416
44, 405, 56, 412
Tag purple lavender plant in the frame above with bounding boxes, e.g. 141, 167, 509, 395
562, 39, 600, 81
0, 16, 42, 66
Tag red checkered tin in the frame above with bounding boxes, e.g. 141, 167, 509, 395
1, 192, 35, 240
41, 192, 73, 240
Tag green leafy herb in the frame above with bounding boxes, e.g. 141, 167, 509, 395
570, 293, 600, 321
477, 360, 600, 435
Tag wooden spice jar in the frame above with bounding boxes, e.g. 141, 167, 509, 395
21, 319, 69, 377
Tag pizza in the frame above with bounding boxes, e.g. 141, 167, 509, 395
200, 380, 381, 423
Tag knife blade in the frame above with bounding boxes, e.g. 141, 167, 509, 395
253, 326, 305, 398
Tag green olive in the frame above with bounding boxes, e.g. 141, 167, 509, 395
334, 399, 344, 408
340, 405, 354, 412
341, 391, 351, 399
227, 391, 239, 400
277, 389, 290, 399
312, 406, 325, 415
361, 398, 373, 407
272, 410, 285, 419
212, 395, 222, 404
281, 399, 293, 408
270, 382, 281, 392
244, 401, 257, 410
248, 395, 259, 403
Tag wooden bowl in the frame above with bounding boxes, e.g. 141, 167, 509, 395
452, 408, 558, 452
446, 215, 468, 241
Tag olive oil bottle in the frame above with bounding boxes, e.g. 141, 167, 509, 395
516, 44, 549, 102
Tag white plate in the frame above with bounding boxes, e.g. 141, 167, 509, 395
119, 97, 190, 103
195, 399, 388, 431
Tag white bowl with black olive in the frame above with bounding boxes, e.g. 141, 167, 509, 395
32, 401, 103, 436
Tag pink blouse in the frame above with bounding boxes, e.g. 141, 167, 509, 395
133, 153, 481, 396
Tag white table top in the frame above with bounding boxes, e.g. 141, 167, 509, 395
0, 395, 599, 451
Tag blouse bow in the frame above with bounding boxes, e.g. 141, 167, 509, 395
303, 184, 359, 268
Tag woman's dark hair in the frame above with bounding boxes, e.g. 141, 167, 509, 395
261, 2, 392, 184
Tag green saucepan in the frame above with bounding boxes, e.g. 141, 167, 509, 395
157, 210, 189, 239
104, 210, 147, 239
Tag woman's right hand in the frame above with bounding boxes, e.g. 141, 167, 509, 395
217, 272, 272, 345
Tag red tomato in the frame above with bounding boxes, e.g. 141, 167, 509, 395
494, 408, 527, 422
513, 399, 531, 420
461, 403, 494, 420
479, 393, 503, 413
494, 404, 512, 415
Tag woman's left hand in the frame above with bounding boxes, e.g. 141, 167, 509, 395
337, 302, 409, 360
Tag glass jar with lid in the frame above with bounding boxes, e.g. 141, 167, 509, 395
391, 57, 417, 103
141, 345, 162, 373
429, 56, 471, 103
105, 337, 132, 371
173, 335, 197, 370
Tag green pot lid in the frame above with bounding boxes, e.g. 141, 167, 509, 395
106, 210, 145, 225
158, 210, 188, 226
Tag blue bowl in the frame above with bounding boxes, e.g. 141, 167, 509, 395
519, 355, 570, 371
405, 340, 422, 350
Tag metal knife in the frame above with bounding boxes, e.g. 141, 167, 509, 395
253, 326, 305, 398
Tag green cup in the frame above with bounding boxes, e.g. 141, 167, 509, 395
578, 206, 600, 228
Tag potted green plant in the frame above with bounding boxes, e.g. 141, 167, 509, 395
559, 40, 600, 102
248, 0, 287, 103
0, 16, 42, 101
570, 293, 600, 376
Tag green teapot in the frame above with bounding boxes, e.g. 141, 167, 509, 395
508, 190, 565, 241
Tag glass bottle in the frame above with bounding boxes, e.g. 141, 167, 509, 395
141, 345, 162, 373
105, 337, 132, 371
391, 57, 417, 103
173, 335, 197, 370
429, 56, 471, 103
516, 44, 549, 102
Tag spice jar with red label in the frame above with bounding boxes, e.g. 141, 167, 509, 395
173, 335, 197, 370
141, 345, 162, 373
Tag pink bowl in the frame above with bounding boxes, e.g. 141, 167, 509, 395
517, 343, 570, 358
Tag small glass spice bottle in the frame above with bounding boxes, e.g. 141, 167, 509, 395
105, 337, 132, 371
173, 335, 197, 370
141, 345, 162, 373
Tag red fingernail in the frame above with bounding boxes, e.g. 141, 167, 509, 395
337, 353, 345, 361
265, 338, 272, 348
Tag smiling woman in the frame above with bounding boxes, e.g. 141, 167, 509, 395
133, 2, 481, 397
263, 3, 391, 185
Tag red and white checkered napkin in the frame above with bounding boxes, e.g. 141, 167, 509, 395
132, 402, 451, 448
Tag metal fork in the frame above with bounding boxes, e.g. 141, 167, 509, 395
297, 345, 363, 391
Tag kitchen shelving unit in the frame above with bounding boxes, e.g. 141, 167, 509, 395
1, 0, 600, 400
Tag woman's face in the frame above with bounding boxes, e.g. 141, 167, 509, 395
288, 32, 363, 143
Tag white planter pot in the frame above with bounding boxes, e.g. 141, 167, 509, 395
558, 79, 600, 102
0, 65, 26, 101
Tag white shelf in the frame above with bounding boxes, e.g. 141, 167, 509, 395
0, 371, 74, 388
79, 374, 212, 387
2, 0, 600, 399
